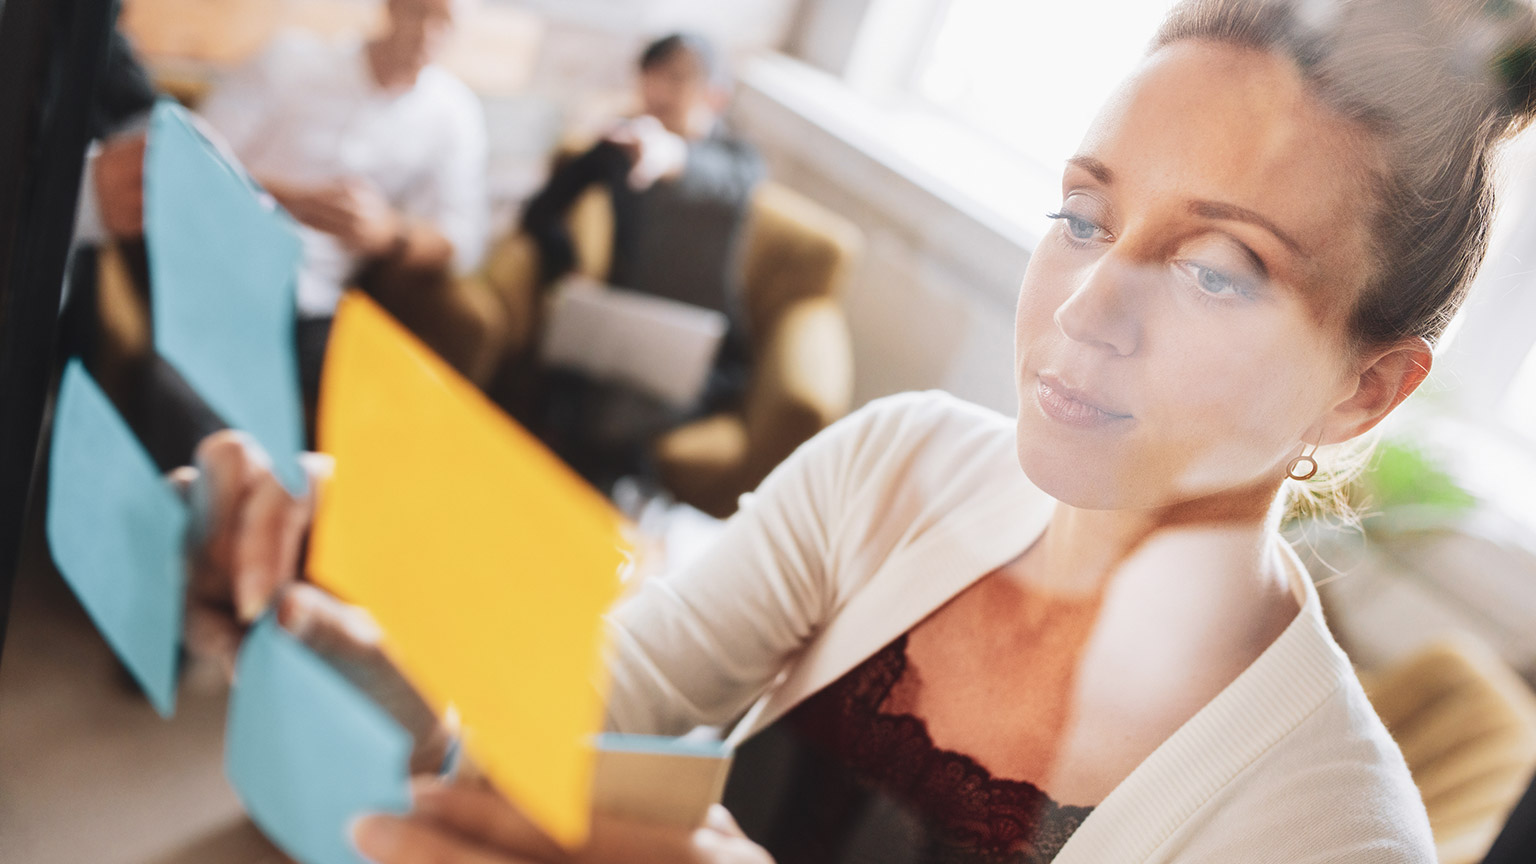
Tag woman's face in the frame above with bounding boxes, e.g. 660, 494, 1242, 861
1015, 41, 1382, 510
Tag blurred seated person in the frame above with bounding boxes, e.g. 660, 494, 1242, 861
198, 0, 488, 424
520, 33, 766, 491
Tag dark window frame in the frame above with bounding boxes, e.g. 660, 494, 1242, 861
0, 0, 119, 664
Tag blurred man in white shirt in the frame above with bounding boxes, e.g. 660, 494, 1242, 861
199, 0, 488, 419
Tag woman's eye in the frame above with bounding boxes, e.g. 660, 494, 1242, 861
1046, 211, 1105, 243
1198, 266, 1235, 294
1183, 263, 1251, 299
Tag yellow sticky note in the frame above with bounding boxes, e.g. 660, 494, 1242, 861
309, 292, 628, 847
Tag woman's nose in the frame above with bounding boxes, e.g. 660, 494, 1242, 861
1053, 258, 1142, 357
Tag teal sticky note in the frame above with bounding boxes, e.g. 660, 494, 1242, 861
47, 360, 188, 718
144, 101, 306, 494
595, 733, 732, 759
227, 617, 412, 864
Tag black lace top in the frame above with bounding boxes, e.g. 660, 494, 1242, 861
783, 634, 1094, 864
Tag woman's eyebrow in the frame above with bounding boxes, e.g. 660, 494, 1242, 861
1188, 200, 1306, 256
1067, 156, 1114, 184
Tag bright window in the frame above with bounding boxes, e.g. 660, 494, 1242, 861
916, 0, 1182, 168
1505, 345, 1536, 440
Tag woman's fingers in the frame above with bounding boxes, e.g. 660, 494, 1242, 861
182, 432, 323, 670
299, 450, 336, 490
167, 465, 198, 500
582, 818, 727, 864
353, 814, 538, 864
579, 806, 775, 864
408, 778, 567, 861
229, 455, 309, 622
277, 584, 384, 659
279, 587, 453, 772
703, 805, 747, 838
189, 431, 264, 599
690, 809, 776, 864
384, 780, 775, 864
182, 604, 243, 680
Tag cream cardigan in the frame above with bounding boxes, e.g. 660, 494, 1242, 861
606, 391, 1436, 863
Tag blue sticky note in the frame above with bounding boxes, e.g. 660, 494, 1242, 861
227, 617, 412, 864
47, 360, 188, 718
144, 101, 306, 494
596, 733, 732, 760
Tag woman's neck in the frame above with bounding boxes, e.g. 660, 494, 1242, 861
1026, 476, 1289, 599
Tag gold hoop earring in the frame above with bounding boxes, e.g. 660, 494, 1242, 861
1287, 441, 1320, 481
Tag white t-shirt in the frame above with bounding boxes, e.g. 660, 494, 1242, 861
199, 32, 488, 318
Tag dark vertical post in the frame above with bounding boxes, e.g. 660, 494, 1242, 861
0, 0, 120, 666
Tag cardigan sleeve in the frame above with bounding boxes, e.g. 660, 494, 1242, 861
601, 393, 929, 735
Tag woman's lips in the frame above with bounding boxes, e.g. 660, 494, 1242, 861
1034, 374, 1132, 429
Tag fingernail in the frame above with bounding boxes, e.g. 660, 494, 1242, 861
299, 451, 336, 484
409, 775, 445, 798
168, 466, 198, 498
236, 581, 267, 624
350, 814, 397, 859
237, 596, 265, 624
408, 776, 450, 813
276, 590, 312, 638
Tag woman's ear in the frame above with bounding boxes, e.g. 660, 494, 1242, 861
1322, 337, 1433, 443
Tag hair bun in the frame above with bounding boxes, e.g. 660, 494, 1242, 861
1483, 0, 1536, 134
1494, 34, 1536, 131
1155, 0, 1532, 346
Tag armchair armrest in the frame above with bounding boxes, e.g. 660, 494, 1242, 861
744, 295, 854, 471
658, 295, 853, 517
475, 233, 542, 359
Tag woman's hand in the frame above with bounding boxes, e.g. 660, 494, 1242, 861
277, 584, 456, 774
353, 779, 773, 864
175, 431, 453, 770
176, 431, 323, 676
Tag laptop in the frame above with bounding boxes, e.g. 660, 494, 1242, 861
539, 275, 729, 409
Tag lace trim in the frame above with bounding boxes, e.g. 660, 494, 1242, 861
789, 634, 1093, 863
